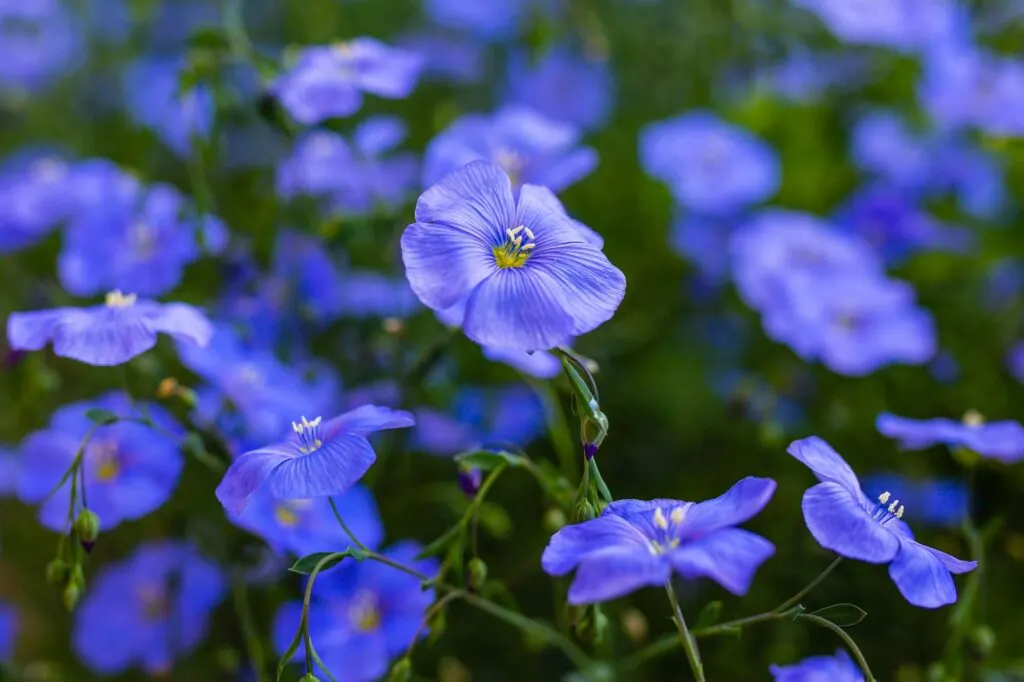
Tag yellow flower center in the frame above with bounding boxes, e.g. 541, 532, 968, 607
648, 505, 688, 555
348, 590, 381, 632
105, 290, 137, 308
493, 225, 536, 269
91, 440, 121, 482
274, 499, 312, 527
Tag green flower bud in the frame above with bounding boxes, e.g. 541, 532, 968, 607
388, 657, 412, 682
467, 558, 487, 590
45, 559, 70, 586
74, 509, 101, 552
63, 581, 82, 611
299, 674, 321, 682
573, 500, 597, 523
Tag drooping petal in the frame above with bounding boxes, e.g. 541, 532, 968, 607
463, 268, 575, 351
413, 160, 515, 245
679, 477, 777, 539
142, 302, 213, 348
669, 528, 775, 595
215, 444, 295, 514
924, 545, 977, 575
876, 413, 957, 449
567, 547, 671, 604
801, 482, 900, 564
401, 220, 497, 311
52, 307, 158, 366
7, 308, 70, 351
542, 515, 650, 576
322, 404, 415, 438
268, 434, 376, 500
888, 540, 959, 608
787, 436, 863, 493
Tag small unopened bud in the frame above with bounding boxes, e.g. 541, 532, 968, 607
573, 500, 597, 523
388, 657, 412, 682
299, 674, 321, 682
46, 559, 70, 585
63, 581, 82, 611
467, 558, 487, 590
457, 467, 482, 498
74, 509, 101, 552
583, 443, 598, 460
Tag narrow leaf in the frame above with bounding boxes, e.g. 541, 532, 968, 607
275, 627, 303, 682
454, 449, 524, 471
695, 601, 723, 629
84, 408, 119, 425
308, 639, 338, 682
289, 551, 349, 575
811, 603, 867, 628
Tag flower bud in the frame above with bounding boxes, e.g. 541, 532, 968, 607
573, 500, 597, 523
74, 509, 101, 553
467, 558, 487, 590
299, 674, 321, 682
583, 443, 598, 460
63, 581, 82, 612
388, 657, 412, 682
45, 559, 70, 586
457, 467, 482, 498
971, 625, 995, 659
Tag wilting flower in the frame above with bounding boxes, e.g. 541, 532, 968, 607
423, 105, 597, 192
216, 405, 415, 514
788, 436, 976, 608
504, 45, 613, 132
7, 292, 212, 366
542, 477, 776, 603
861, 474, 969, 527
412, 385, 547, 456
230, 484, 383, 557
72, 541, 226, 675
640, 111, 778, 215
770, 649, 863, 681
0, 602, 15, 662
401, 161, 625, 351
274, 541, 439, 682
15, 392, 184, 531
876, 412, 1024, 463
272, 39, 422, 126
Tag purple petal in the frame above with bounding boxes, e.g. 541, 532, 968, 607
401, 220, 496, 311
413, 160, 515, 244
516, 185, 603, 248
52, 307, 157, 366
482, 345, 562, 379
529, 244, 626, 338
876, 413, 956, 449
542, 515, 650, 576
926, 545, 977, 575
679, 477, 777, 538
463, 269, 574, 351
7, 308, 69, 351
787, 436, 863, 493
888, 540, 959, 608
323, 405, 415, 438
143, 302, 213, 348
268, 434, 376, 500
215, 443, 294, 514
801, 482, 900, 564
567, 548, 671, 604
670, 528, 775, 595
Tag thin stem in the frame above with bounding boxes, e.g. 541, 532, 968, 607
526, 378, 578, 480
77, 457, 88, 511
404, 592, 459, 658
232, 575, 267, 682
328, 497, 371, 553
797, 613, 875, 682
774, 556, 842, 614
664, 581, 705, 682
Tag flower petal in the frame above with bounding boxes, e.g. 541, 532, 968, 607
567, 547, 671, 604
876, 413, 956, 449
52, 307, 158, 366
215, 443, 294, 514
670, 528, 775, 595
888, 540, 959, 608
142, 302, 214, 347
7, 308, 69, 351
787, 436, 863, 493
926, 545, 977, 575
679, 477, 777, 538
268, 434, 376, 500
542, 515, 650, 576
401, 220, 496, 312
323, 404, 416, 438
801, 482, 900, 564
414, 160, 515, 244
463, 268, 575, 351
515, 185, 603, 247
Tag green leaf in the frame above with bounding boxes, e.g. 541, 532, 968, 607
307, 639, 337, 682
476, 502, 513, 539
289, 551, 349, 575
187, 27, 231, 52
84, 408, 119, 425
695, 601, 723, 629
276, 627, 303, 682
811, 603, 867, 628
454, 449, 524, 471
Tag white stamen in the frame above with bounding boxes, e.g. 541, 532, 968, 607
878, 491, 891, 504
653, 507, 669, 530
896, 505, 905, 519
888, 499, 900, 514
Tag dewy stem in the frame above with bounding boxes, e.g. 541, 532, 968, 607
797, 613, 875, 682
664, 581, 705, 682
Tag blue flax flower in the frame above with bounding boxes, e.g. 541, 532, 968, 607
503, 45, 613, 132
791, 0, 963, 52
788, 436, 976, 608
274, 541, 439, 682
272, 39, 422, 126
72, 541, 226, 675
122, 56, 214, 157
396, 30, 486, 84
1009, 342, 1024, 383
877, 413, 1024, 464
861, 474, 968, 528
0, 446, 16, 497
0, 0, 83, 95
412, 385, 547, 456
0, 152, 74, 253
542, 477, 776, 604
401, 161, 625, 351
7, 292, 212, 367
16, 392, 184, 531
216, 405, 414, 514
424, 0, 534, 41
640, 111, 779, 215
0, 603, 14, 662
771, 649, 862, 681
423, 105, 597, 192
231, 484, 383, 557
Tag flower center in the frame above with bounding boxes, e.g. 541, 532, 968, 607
90, 439, 121, 482
871, 491, 905, 526
274, 499, 313, 527
137, 584, 170, 622
962, 409, 984, 427
348, 589, 381, 632
493, 225, 536, 269
129, 220, 157, 258
105, 290, 137, 308
648, 505, 687, 555
31, 157, 67, 183
494, 147, 524, 184
292, 415, 324, 454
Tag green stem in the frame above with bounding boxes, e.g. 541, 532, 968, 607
797, 613, 874, 682
527, 378, 578, 480
774, 556, 842, 614
232, 576, 267, 682
328, 497, 371, 553
77, 456, 88, 511
664, 581, 705, 682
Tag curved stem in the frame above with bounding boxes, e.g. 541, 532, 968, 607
328, 497, 371, 553
664, 581, 705, 682
774, 556, 842, 614
797, 614, 875, 682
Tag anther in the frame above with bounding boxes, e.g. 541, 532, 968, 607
670, 507, 686, 526
653, 507, 669, 530
896, 505, 905, 519
878, 491, 891, 504
888, 499, 900, 514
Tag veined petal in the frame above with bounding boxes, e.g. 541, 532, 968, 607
527, 247, 626, 337
680, 477, 777, 539
142, 302, 214, 348
215, 443, 295, 514
542, 515, 650, 576
787, 436, 863, 493
53, 307, 157, 366
7, 308, 70, 351
567, 547, 671, 604
801, 482, 900, 564
268, 434, 376, 500
923, 544, 977, 575
515, 185, 603, 247
888, 540, 959, 608
414, 160, 515, 244
463, 268, 575, 351
670, 528, 775, 595
516, 184, 595, 247
323, 404, 416, 438
401, 220, 496, 311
